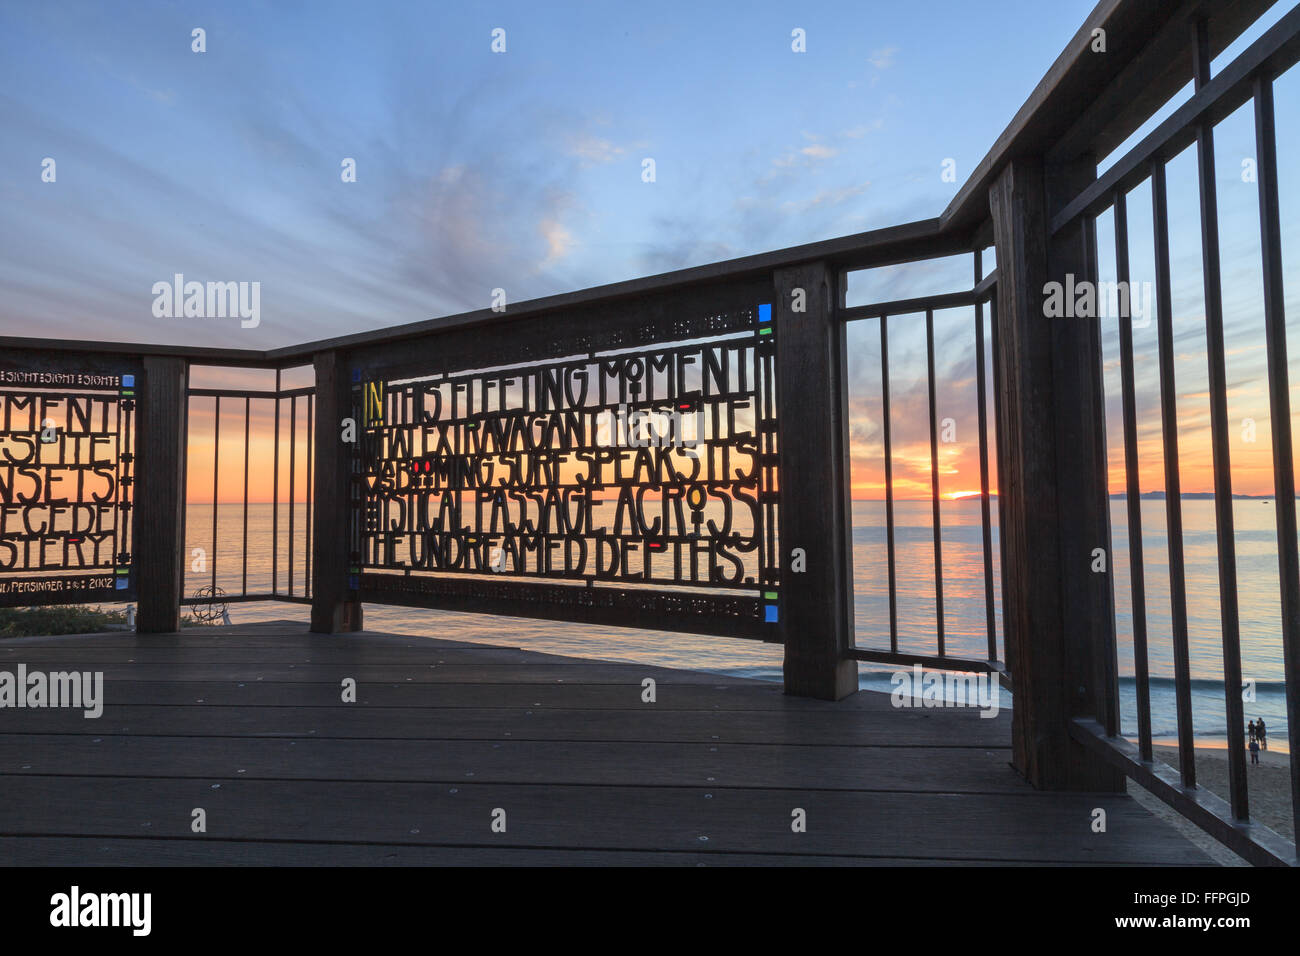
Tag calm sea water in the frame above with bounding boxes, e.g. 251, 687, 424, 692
180, 497, 1293, 749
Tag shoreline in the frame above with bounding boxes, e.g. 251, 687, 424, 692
1150, 743, 1294, 843
1142, 737, 1289, 758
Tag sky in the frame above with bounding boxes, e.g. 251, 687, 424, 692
2, 0, 1297, 502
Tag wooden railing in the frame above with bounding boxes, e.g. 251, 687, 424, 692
183, 371, 315, 606
839, 260, 1004, 679
1042, 5, 1300, 866
1, 0, 1296, 865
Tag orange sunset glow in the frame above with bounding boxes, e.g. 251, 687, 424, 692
181, 384, 1295, 504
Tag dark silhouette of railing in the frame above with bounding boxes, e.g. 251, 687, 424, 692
1045, 5, 1300, 866
840, 259, 1003, 677
1, 0, 1297, 865
183, 372, 315, 606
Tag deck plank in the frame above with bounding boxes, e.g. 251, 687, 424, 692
0, 704, 1011, 746
0, 837, 1126, 866
0, 735, 1023, 792
0, 677, 897, 711
0, 622, 1215, 866
0, 661, 748, 684
0, 775, 1202, 864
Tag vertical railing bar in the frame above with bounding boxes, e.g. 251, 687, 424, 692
211, 395, 219, 595
926, 308, 945, 656
1152, 158, 1198, 789
242, 396, 250, 598
272, 369, 281, 598
289, 394, 297, 598
167, 382, 178, 613
758, 334, 776, 583
764, 343, 774, 580
1193, 18, 1249, 821
305, 393, 314, 600
1253, 73, 1300, 846
113, 389, 122, 584
1192, 17, 1212, 90
766, 344, 778, 582
880, 314, 898, 653
989, 293, 1008, 664
129, 385, 137, 580
974, 251, 997, 662
1113, 188, 1154, 762
1084, 207, 1123, 741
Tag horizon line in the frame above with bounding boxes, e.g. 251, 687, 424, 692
187, 491, 1273, 506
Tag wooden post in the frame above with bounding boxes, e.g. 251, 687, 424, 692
310, 351, 363, 633
1047, 158, 1124, 792
135, 356, 188, 633
989, 158, 1123, 790
775, 261, 857, 700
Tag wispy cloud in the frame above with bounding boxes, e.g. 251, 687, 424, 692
781, 181, 870, 213
538, 218, 576, 269
800, 143, 838, 160
568, 134, 626, 167
842, 119, 883, 139
869, 46, 899, 69
128, 77, 175, 106
771, 136, 841, 171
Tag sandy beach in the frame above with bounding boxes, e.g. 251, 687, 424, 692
1152, 744, 1294, 842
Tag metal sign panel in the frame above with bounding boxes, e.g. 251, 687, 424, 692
0, 363, 139, 607
349, 304, 781, 639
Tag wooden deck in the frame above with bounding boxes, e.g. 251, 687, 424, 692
0, 621, 1213, 865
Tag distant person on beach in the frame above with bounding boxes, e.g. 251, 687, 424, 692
1249, 736, 1260, 765
1257, 719, 1267, 750
1248, 720, 1257, 745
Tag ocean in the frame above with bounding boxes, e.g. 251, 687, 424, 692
180, 496, 1293, 751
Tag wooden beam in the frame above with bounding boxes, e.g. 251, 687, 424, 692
1046, 0, 1276, 166
1051, 3, 1300, 235
0, 337, 269, 367
839, 289, 978, 322
989, 157, 1124, 791
942, 0, 1276, 234
1071, 718, 1297, 866
1046, 158, 1125, 791
849, 647, 1007, 676
135, 357, 188, 633
309, 351, 363, 634
774, 262, 857, 700
974, 268, 999, 300
990, 160, 1065, 787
